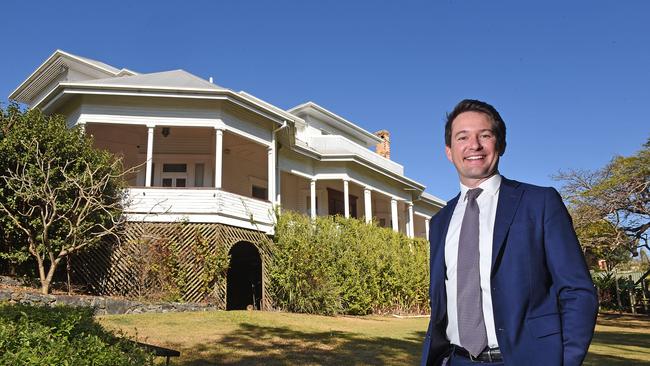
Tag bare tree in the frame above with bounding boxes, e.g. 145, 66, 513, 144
555, 138, 650, 268
0, 136, 129, 294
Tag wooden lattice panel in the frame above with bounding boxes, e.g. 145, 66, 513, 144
71, 222, 273, 310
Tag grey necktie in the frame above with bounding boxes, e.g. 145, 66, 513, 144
457, 187, 488, 357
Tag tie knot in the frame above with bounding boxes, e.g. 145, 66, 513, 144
465, 188, 483, 202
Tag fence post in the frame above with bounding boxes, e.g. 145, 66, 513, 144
629, 275, 636, 314
642, 279, 649, 313
615, 274, 623, 314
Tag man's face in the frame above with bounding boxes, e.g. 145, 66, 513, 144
445, 111, 501, 188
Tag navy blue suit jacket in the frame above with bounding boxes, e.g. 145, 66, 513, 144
421, 177, 598, 366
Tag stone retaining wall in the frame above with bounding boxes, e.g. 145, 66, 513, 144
0, 287, 219, 315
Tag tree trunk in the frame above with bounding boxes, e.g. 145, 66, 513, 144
35, 253, 49, 294
41, 258, 61, 295
40, 279, 50, 295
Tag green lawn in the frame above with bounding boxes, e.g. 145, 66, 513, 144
99, 311, 650, 365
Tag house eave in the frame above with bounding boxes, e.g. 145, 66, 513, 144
9, 49, 128, 103
417, 194, 446, 209
35, 84, 298, 127
291, 143, 426, 192
288, 102, 383, 146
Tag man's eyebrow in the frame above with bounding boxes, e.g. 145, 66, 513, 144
454, 129, 493, 137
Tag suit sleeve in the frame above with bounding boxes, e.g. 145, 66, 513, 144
543, 188, 598, 366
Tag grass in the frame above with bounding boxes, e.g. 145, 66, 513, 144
99, 311, 650, 365
584, 313, 650, 365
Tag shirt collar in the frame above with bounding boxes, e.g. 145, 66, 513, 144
460, 173, 502, 200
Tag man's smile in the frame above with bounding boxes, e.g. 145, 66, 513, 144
464, 155, 486, 161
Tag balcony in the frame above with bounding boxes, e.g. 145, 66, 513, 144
125, 188, 275, 233
307, 135, 404, 175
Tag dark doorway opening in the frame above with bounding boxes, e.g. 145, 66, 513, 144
327, 188, 358, 218
226, 242, 262, 310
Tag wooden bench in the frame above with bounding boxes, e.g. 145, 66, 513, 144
135, 341, 180, 365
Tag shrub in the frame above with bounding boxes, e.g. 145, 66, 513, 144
0, 303, 153, 365
592, 271, 642, 312
269, 211, 430, 315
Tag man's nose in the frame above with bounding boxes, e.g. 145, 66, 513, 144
468, 135, 482, 149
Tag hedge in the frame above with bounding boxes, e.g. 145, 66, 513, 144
268, 211, 430, 315
0, 303, 153, 365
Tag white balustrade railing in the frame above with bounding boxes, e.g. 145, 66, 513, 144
125, 188, 275, 232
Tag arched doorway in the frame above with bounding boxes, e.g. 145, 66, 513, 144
226, 241, 262, 310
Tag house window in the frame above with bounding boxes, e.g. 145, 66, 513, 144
194, 163, 204, 187
249, 176, 268, 200
161, 163, 187, 187
163, 164, 187, 173
252, 185, 267, 200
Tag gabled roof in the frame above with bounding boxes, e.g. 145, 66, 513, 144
288, 101, 383, 147
9, 49, 137, 104
72, 53, 126, 75
76, 70, 227, 91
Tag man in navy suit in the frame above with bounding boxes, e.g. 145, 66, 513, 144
421, 99, 598, 365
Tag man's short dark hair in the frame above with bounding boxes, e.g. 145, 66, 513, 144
445, 99, 507, 155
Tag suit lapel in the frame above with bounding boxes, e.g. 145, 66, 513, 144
491, 177, 523, 275
432, 193, 458, 322
438, 194, 459, 260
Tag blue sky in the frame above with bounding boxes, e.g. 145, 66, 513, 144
1, 0, 648, 200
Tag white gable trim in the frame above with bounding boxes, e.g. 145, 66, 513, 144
9, 50, 134, 103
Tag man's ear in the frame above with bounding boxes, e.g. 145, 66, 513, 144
445, 145, 453, 162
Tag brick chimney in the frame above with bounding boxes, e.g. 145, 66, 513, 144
374, 130, 390, 159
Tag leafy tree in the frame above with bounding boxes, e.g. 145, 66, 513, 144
0, 104, 129, 294
555, 137, 650, 268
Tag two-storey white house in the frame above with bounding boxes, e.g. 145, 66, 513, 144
10, 50, 445, 309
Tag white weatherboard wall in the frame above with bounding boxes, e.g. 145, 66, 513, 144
222, 132, 268, 198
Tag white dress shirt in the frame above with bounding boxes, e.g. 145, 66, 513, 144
445, 174, 501, 348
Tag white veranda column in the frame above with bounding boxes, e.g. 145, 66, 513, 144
276, 170, 282, 208
267, 146, 276, 204
343, 179, 350, 218
145, 124, 155, 187
425, 218, 430, 242
364, 187, 372, 223
391, 198, 399, 232
407, 202, 415, 238
214, 128, 224, 189
310, 179, 317, 219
